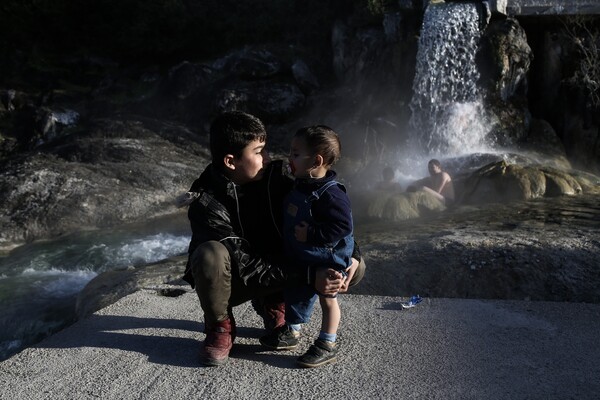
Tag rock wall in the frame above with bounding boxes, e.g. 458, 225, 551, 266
1, 2, 599, 247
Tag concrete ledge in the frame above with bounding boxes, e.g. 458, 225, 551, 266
508, 4, 600, 15
1, 291, 599, 399
401, 0, 600, 15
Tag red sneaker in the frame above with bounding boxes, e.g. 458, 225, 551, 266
263, 301, 285, 332
200, 318, 233, 367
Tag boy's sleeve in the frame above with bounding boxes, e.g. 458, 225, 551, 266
307, 189, 353, 245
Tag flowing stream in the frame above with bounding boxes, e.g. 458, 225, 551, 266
0, 215, 191, 361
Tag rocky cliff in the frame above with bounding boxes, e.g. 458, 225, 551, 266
1, 1, 599, 251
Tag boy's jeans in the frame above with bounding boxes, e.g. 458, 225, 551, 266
285, 258, 366, 324
190, 240, 366, 326
285, 285, 319, 324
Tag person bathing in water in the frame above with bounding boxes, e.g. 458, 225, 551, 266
407, 159, 455, 205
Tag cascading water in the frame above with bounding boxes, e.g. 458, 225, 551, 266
409, 1, 492, 156
0, 220, 191, 361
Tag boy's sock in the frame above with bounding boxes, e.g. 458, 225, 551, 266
318, 331, 336, 343
288, 324, 301, 336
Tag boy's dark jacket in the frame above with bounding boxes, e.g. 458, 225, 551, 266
183, 160, 293, 289
182, 159, 361, 289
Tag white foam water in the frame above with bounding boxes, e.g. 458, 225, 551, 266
0, 229, 190, 361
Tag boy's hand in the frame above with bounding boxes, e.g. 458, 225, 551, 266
339, 257, 358, 293
294, 221, 308, 242
314, 267, 343, 296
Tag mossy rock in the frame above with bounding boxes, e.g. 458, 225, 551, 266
461, 161, 586, 204
366, 190, 445, 221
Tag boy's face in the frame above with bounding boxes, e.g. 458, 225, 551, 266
227, 139, 270, 184
288, 137, 315, 179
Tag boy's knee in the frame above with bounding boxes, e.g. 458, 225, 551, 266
349, 257, 366, 287
190, 241, 231, 278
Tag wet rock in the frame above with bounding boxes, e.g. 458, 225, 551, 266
332, 21, 388, 83
291, 59, 319, 94
543, 168, 582, 196
0, 118, 209, 249
460, 161, 588, 204
75, 255, 188, 319
214, 81, 305, 122
163, 61, 216, 100
477, 18, 535, 148
353, 193, 600, 303
213, 47, 282, 79
563, 112, 600, 173
353, 189, 446, 222
0, 89, 17, 112
479, 17, 533, 102
520, 118, 571, 169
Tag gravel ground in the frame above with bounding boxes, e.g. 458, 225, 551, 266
2, 290, 600, 400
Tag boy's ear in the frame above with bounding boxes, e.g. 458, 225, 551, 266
223, 154, 236, 171
314, 154, 324, 168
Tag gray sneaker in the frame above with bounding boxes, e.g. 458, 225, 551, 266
296, 339, 338, 368
259, 325, 299, 350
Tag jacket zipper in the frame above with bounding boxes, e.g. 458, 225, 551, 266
232, 183, 245, 238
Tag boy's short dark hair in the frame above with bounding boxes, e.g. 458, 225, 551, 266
294, 125, 341, 166
209, 111, 267, 168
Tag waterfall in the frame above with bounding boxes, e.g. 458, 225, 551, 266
409, 2, 492, 156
